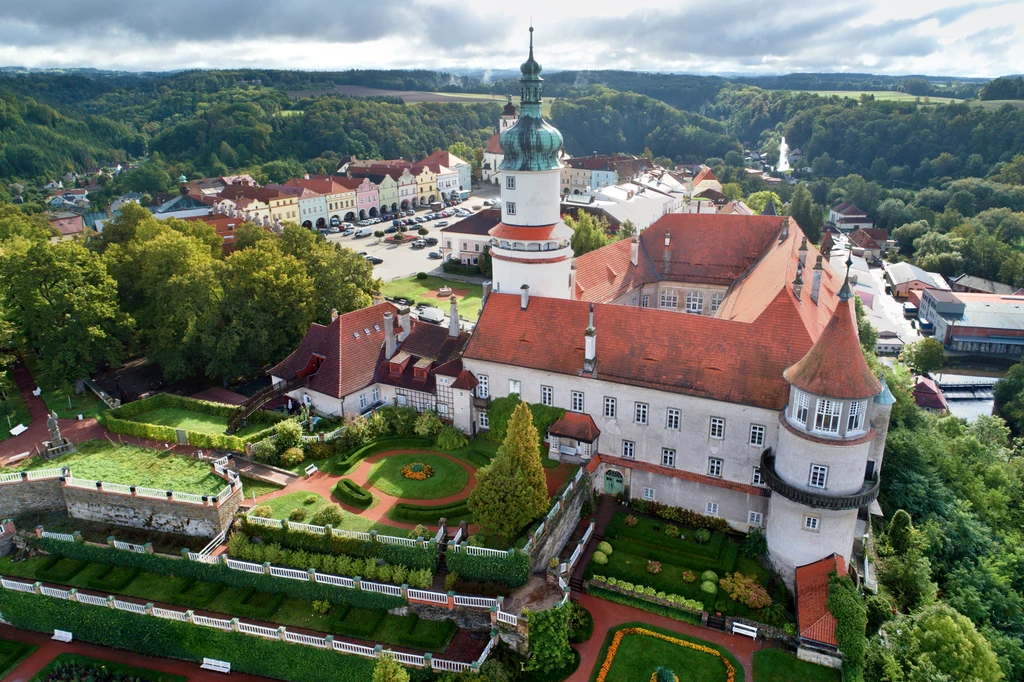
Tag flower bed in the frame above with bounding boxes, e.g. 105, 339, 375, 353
401, 462, 434, 480
595, 624, 739, 682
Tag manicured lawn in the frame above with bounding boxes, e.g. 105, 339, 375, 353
23, 352, 106, 419
381, 275, 484, 320
13, 440, 225, 494
128, 406, 265, 438
30, 653, 187, 682
589, 622, 744, 682
255, 490, 408, 535
238, 476, 282, 499
0, 370, 33, 442
753, 650, 840, 682
0, 638, 37, 679
366, 453, 469, 500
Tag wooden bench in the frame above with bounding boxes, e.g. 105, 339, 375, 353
52, 629, 73, 642
731, 622, 758, 639
8, 424, 27, 437
8, 452, 30, 463
304, 463, 318, 477
200, 658, 231, 673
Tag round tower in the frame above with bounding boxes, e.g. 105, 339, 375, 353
764, 266, 884, 587
488, 26, 573, 300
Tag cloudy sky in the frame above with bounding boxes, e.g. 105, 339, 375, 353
0, 0, 1019, 77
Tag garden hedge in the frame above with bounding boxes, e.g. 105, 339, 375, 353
102, 393, 289, 451
0, 590, 375, 682
390, 500, 470, 524
586, 585, 702, 626
629, 499, 732, 533
329, 437, 434, 475
35, 538, 405, 611
445, 548, 530, 587
332, 480, 373, 509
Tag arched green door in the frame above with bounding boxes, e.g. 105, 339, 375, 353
603, 469, 624, 495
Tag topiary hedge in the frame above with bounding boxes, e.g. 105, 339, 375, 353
0, 590, 375, 682
329, 437, 434, 475
34, 537, 405, 611
389, 500, 470, 524
445, 547, 530, 587
332, 480, 373, 509
629, 499, 732, 533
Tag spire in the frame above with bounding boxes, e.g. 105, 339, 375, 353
839, 253, 854, 301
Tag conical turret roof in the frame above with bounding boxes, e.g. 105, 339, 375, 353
783, 294, 882, 400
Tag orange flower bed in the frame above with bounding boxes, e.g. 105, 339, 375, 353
596, 627, 736, 682
401, 462, 434, 480
649, 672, 679, 682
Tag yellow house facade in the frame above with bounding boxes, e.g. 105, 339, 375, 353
411, 165, 437, 206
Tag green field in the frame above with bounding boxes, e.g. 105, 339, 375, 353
366, 453, 469, 499
753, 650, 841, 682
589, 622, 745, 682
129, 406, 265, 438
14, 440, 226, 494
381, 275, 484, 320
794, 89, 961, 104
976, 99, 1024, 110
255, 491, 407, 534
22, 352, 106, 419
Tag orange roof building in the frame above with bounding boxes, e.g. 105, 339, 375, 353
796, 554, 846, 648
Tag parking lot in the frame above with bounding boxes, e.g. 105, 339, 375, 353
324, 183, 499, 282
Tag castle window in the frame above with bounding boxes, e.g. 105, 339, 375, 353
643, 487, 655, 501
509, 379, 521, 395
709, 417, 725, 440
659, 289, 678, 309
685, 291, 704, 314
634, 402, 649, 425
506, 175, 516, 190
848, 399, 867, 434
371, 387, 380, 403
708, 457, 723, 478
438, 403, 448, 414
541, 385, 553, 407
809, 464, 828, 489
803, 515, 820, 532
666, 408, 680, 430
506, 202, 516, 215
706, 502, 719, 515
477, 375, 489, 399
571, 391, 584, 412
641, 295, 650, 308
661, 448, 676, 468
359, 393, 367, 409
749, 424, 765, 446
752, 467, 764, 486
793, 390, 810, 426
814, 399, 842, 434
621, 440, 635, 459
748, 511, 762, 526
711, 292, 725, 314
479, 411, 489, 428
604, 397, 617, 419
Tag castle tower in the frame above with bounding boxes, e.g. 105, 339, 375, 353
763, 263, 884, 587
488, 26, 574, 300
500, 95, 519, 131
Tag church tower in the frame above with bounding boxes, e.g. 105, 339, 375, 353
763, 262, 884, 587
488, 26, 574, 300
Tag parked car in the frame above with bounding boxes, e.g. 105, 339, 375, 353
405, 210, 415, 217
417, 307, 445, 324
424, 237, 438, 246
354, 227, 373, 238
482, 200, 494, 206
328, 226, 340, 233
342, 228, 355, 236
415, 216, 427, 223
365, 255, 384, 265
392, 219, 403, 227
357, 252, 368, 256
435, 220, 449, 227
411, 240, 426, 249
428, 251, 443, 260
329, 216, 341, 227
342, 222, 354, 229
384, 226, 398, 234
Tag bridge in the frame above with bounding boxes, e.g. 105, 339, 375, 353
931, 376, 996, 401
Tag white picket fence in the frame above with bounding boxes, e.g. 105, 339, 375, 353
226, 558, 265, 574
314, 573, 355, 589
408, 588, 447, 604
244, 514, 431, 548
41, 531, 75, 543
0, 577, 484, 672
496, 609, 519, 626
448, 544, 509, 558
187, 552, 221, 564
113, 540, 147, 554
454, 595, 496, 609
0, 468, 63, 484
269, 566, 309, 581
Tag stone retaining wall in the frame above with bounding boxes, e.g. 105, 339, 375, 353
0, 479, 66, 518
62, 484, 240, 538
530, 472, 591, 572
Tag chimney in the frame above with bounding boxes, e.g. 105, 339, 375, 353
630, 236, 639, 267
792, 269, 804, 300
779, 219, 790, 242
330, 308, 339, 322
372, 292, 383, 305
481, 281, 492, 308
384, 311, 396, 359
448, 295, 460, 338
520, 284, 530, 310
304, 173, 310, 180
810, 255, 824, 304
397, 306, 411, 342
584, 303, 597, 373
798, 236, 808, 267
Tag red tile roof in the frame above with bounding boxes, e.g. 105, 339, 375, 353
588, 454, 770, 497
783, 296, 882, 399
913, 376, 948, 411
573, 238, 657, 303
490, 223, 559, 241
485, 133, 503, 155
48, 213, 84, 236
284, 175, 353, 195
692, 167, 719, 185
421, 150, 469, 168
465, 293, 815, 410
796, 554, 846, 647
269, 303, 397, 399
550, 412, 600, 442
439, 209, 502, 236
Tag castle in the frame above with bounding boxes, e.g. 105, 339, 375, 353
270, 28, 890, 587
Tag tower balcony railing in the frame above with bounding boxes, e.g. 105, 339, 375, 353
760, 449, 879, 511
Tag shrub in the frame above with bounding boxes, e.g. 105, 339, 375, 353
288, 508, 306, 522
308, 505, 345, 528
700, 581, 718, 596
416, 272, 428, 280
694, 529, 711, 545
436, 425, 468, 451
646, 560, 662, 574
444, 572, 459, 592
741, 528, 768, 559
332, 480, 373, 509
596, 541, 613, 555
568, 601, 594, 643
389, 500, 469, 524
630, 499, 731, 533
665, 524, 680, 538
701, 570, 718, 583
441, 260, 480, 276
302, 494, 318, 505
279, 447, 305, 467
445, 547, 530, 587
250, 504, 273, 518
274, 420, 303, 451
624, 515, 638, 527
592, 551, 608, 565
252, 438, 279, 465
408, 569, 432, 590
408, 524, 430, 540
412, 410, 443, 437
378, 405, 418, 436
305, 441, 335, 461
312, 599, 331, 615
718, 572, 772, 609
682, 571, 697, 583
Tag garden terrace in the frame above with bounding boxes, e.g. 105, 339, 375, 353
584, 512, 792, 623
0, 636, 36, 679
31, 653, 189, 682
589, 622, 745, 682
753, 650, 841, 682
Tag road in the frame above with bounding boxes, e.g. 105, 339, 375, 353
325, 183, 500, 282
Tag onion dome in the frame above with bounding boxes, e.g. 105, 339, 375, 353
178, 174, 188, 183
783, 265, 882, 400
520, 26, 542, 80
502, 95, 517, 117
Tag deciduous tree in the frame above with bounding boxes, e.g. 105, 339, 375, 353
900, 338, 945, 374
